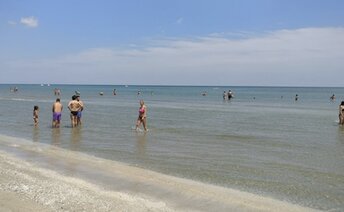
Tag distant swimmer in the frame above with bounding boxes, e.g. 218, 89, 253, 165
11, 87, 19, 93
201, 91, 207, 96
52, 98, 63, 128
99, 92, 104, 96
228, 90, 234, 100
33, 105, 39, 126
54, 88, 61, 96
113, 89, 117, 96
68, 95, 82, 128
295, 94, 299, 101
223, 91, 227, 100
137, 91, 141, 95
330, 94, 336, 101
339, 101, 344, 125
135, 100, 148, 132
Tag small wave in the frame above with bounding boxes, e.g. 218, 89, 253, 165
7, 98, 52, 103
11, 98, 36, 102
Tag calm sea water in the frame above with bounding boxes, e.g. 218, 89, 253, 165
0, 84, 343, 210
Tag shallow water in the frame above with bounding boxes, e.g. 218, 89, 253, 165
0, 84, 343, 210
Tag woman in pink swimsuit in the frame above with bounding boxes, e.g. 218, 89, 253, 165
135, 100, 148, 131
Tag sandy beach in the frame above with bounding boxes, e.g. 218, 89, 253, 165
0, 149, 174, 212
2, 0, 344, 209
0, 135, 320, 212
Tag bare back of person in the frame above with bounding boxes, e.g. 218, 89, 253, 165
68, 99, 81, 127
68, 100, 81, 112
53, 102, 63, 113
78, 100, 84, 110
52, 99, 63, 128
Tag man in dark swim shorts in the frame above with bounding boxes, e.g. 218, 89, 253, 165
68, 95, 82, 127
71, 111, 78, 116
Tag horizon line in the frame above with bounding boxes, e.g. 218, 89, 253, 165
1, 83, 343, 88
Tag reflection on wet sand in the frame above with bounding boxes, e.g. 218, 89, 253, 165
51, 128, 61, 146
135, 132, 147, 157
32, 126, 40, 142
70, 127, 82, 151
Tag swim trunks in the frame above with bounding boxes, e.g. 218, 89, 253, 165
53, 112, 62, 121
71, 111, 78, 116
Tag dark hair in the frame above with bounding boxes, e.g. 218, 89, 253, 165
56, 98, 60, 102
34, 105, 39, 110
72, 95, 76, 100
341, 101, 344, 106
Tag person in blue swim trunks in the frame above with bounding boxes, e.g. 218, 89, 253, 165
76, 95, 84, 126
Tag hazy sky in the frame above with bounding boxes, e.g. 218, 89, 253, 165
1, 0, 344, 86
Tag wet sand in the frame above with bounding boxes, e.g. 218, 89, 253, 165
0, 150, 174, 212
0, 137, 320, 212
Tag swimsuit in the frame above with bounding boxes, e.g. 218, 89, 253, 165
77, 111, 82, 118
71, 111, 78, 116
139, 107, 145, 119
53, 112, 62, 121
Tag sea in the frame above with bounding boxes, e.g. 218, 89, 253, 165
0, 84, 343, 211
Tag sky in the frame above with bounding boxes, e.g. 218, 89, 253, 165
1, 0, 344, 86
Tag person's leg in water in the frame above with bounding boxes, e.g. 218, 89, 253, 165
142, 117, 148, 131
77, 111, 82, 126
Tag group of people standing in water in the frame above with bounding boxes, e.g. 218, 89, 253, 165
33, 94, 84, 128
31, 88, 344, 129
32, 89, 148, 131
223, 90, 234, 100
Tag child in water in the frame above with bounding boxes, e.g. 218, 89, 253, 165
33, 105, 39, 126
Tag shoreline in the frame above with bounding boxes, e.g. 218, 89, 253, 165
0, 150, 175, 212
0, 135, 319, 212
